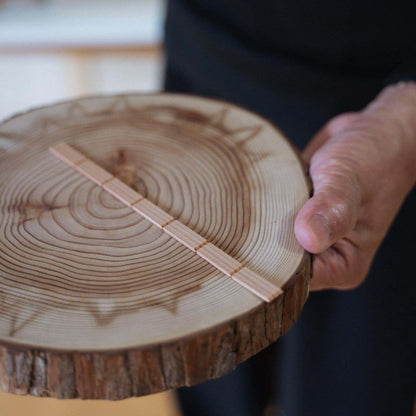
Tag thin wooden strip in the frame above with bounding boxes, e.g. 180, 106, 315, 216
132, 199, 174, 228
194, 241, 209, 251
103, 178, 145, 206
230, 265, 244, 276
196, 244, 282, 302
74, 160, 114, 186
164, 221, 207, 252
232, 268, 283, 302
196, 243, 241, 276
49, 143, 86, 166
49, 143, 283, 302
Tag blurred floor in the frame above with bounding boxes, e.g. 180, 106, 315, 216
0, 390, 182, 416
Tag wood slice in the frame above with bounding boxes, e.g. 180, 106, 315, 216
0, 94, 311, 400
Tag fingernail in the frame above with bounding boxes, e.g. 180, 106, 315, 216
307, 214, 331, 250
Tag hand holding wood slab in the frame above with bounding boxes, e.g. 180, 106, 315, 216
0, 94, 310, 399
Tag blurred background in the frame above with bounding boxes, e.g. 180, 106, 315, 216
0, 0, 182, 414
0, 0, 165, 120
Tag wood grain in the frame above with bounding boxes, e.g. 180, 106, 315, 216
0, 94, 311, 399
50, 142, 283, 302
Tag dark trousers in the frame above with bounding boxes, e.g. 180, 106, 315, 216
163, 34, 416, 414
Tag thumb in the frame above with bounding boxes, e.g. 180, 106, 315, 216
303, 112, 360, 162
295, 155, 362, 253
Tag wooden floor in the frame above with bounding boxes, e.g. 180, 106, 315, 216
0, 390, 182, 416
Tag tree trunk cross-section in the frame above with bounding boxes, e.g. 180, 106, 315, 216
0, 94, 311, 399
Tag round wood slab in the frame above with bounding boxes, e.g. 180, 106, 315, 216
0, 94, 311, 399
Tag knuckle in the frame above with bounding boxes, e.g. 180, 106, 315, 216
329, 198, 354, 229
316, 186, 359, 235
311, 154, 361, 190
312, 155, 361, 203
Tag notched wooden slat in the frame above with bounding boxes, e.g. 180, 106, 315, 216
232, 268, 283, 302
132, 199, 174, 228
49, 143, 86, 166
164, 220, 207, 251
75, 160, 114, 186
197, 243, 241, 276
103, 178, 144, 206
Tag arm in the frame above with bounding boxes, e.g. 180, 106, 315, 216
295, 82, 416, 290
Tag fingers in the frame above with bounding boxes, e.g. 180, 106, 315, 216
297, 88, 416, 290
309, 239, 372, 290
295, 112, 363, 254
295, 154, 362, 254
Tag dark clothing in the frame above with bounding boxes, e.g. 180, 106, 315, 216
167, 0, 415, 76
164, 1, 416, 414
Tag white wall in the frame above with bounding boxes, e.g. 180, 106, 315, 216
0, 51, 163, 121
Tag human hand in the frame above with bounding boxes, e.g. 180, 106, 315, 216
295, 82, 416, 290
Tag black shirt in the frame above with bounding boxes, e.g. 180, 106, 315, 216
166, 0, 416, 79
164, 0, 415, 145
163, 2, 416, 415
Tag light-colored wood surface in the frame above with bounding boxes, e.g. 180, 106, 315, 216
0, 94, 311, 399
50, 143, 283, 302
0, 390, 182, 416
